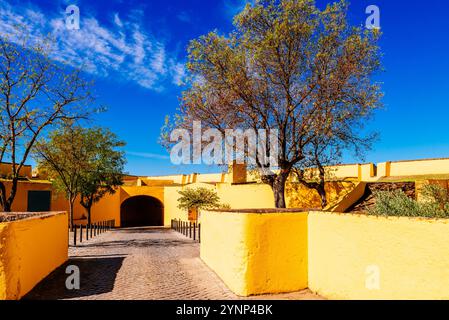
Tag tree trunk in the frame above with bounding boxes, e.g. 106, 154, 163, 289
0, 178, 17, 212
272, 171, 290, 209
317, 184, 327, 208
87, 206, 92, 226
68, 196, 75, 231
0, 181, 8, 212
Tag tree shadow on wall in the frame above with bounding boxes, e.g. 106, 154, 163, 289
23, 256, 125, 300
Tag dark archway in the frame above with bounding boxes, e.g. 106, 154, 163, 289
120, 196, 164, 227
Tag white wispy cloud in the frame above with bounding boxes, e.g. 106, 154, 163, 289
0, 1, 186, 91
113, 13, 123, 28
126, 151, 170, 160
223, 0, 255, 17
176, 11, 191, 23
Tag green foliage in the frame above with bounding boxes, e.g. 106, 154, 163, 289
368, 185, 449, 219
35, 124, 126, 225
177, 187, 229, 211
78, 127, 126, 223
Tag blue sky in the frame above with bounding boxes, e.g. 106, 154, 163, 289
1, 0, 448, 176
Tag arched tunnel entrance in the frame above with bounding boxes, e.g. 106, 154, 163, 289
120, 196, 164, 228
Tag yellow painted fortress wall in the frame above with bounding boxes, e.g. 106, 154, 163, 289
90, 191, 121, 225
0, 180, 53, 212
389, 158, 449, 177
164, 185, 187, 224
200, 211, 308, 296
196, 173, 226, 183
146, 175, 184, 184
215, 183, 275, 209
325, 182, 366, 212
308, 212, 449, 300
286, 181, 358, 209
0, 212, 68, 300
0, 163, 32, 178
331, 164, 360, 178
163, 180, 357, 225
303, 164, 360, 180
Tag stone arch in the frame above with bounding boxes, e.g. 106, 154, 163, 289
120, 196, 164, 227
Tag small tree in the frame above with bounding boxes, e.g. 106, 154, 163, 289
0, 28, 92, 212
177, 187, 229, 212
34, 123, 90, 229
78, 128, 126, 225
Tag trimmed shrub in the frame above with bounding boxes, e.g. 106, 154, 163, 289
368, 184, 449, 218
177, 187, 230, 211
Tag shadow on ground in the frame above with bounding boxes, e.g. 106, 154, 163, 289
23, 256, 126, 300
78, 238, 194, 249
118, 227, 172, 234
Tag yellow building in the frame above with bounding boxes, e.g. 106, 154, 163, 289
3, 156, 449, 228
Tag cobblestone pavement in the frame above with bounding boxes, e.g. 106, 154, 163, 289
25, 227, 322, 300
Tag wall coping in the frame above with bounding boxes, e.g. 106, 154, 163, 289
206, 208, 316, 214
0, 211, 66, 224
390, 156, 449, 164
309, 210, 449, 223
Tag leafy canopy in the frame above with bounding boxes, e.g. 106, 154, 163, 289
177, 187, 229, 210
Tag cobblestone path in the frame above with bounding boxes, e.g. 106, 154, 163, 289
25, 227, 322, 300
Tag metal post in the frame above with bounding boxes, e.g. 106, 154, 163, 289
73, 225, 77, 247
198, 223, 201, 243
193, 223, 196, 241
189, 222, 192, 238
80, 225, 83, 243
86, 224, 89, 241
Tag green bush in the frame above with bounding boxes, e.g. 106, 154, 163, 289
368, 184, 449, 219
177, 187, 230, 211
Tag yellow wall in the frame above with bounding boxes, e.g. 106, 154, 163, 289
0, 163, 32, 179
200, 210, 308, 297
389, 158, 449, 177
0, 212, 68, 300
216, 183, 275, 209
325, 182, 366, 212
287, 181, 358, 210
308, 212, 449, 300
164, 183, 275, 226
164, 180, 356, 226
0, 180, 53, 212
